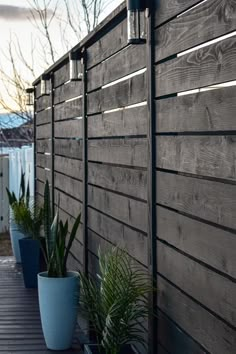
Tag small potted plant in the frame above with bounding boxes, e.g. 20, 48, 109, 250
6, 172, 29, 263
38, 180, 81, 350
80, 247, 153, 354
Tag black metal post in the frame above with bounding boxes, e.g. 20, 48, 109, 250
51, 74, 55, 216
33, 86, 37, 200
82, 48, 88, 276
146, 2, 157, 353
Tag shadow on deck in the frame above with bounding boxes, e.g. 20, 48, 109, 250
0, 257, 82, 353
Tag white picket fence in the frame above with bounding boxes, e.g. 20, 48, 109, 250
0, 145, 34, 233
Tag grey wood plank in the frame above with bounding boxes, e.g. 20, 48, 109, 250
88, 138, 147, 167
156, 171, 236, 230
54, 155, 83, 180
155, 36, 236, 97
54, 81, 82, 105
35, 82, 41, 98
54, 118, 83, 139
157, 205, 236, 279
88, 105, 147, 138
36, 123, 51, 140
57, 208, 83, 244
36, 139, 51, 154
36, 153, 51, 169
54, 97, 82, 121
157, 135, 236, 181
36, 108, 51, 125
54, 138, 83, 159
156, 86, 236, 132
36, 166, 51, 184
88, 162, 147, 201
55, 190, 83, 220
36, 95, 51, 112
53, 61, 70, 88
54, 171, 83, 201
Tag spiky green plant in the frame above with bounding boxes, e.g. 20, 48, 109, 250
80, 247, 154, 354
42, 180, 81, 277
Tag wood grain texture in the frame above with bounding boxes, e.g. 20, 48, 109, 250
87, 44, 146, 91
67, 252, 83, 273
155, 0, 236, 62
155, 0, 203, 27
157, 275, 236, 354
87, 18, 127, 69
36, 153, 51, 169
53, 62, 69, 88
88, 185, 147, 233
87, 72, 146, 114
88, 162, 147, 201
36, 167, 51, 184
157, 135, 236, 181
88, 105, 147, 138
156, 86, 236, 132
54, 119, 83, 138
36, 180, 45, 196
36, 109, 51, 125
35, 83, 41, 98
54, 172, 83, 202
54, 81, 82, 105
36, 139, 51, 154
54, 98, 82, 121
88, 207, 147, 266
157, 206, 236, 279
55, 190, 82, 219
156, 171, 236, 230
157, 241, 236, 326
88, 138, 147, 167
155, 36, 236, 97
54, 139, 83, 159
54, 155, 83, 180
36, 123, 51, 140
36, 95, 51, 112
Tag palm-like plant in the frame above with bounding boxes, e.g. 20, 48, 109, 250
6, 171, 30, 210
42, 180, 81, 278
80, 247, 153, 354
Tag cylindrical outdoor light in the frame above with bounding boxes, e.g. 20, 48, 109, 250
127, 0, 147, 44
41, 74, 51, 95
25, 87, 34, 106
69, 52, 83, 81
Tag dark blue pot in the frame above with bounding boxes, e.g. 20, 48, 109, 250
19, 238, 41, 288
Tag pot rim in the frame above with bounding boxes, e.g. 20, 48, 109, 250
38, 271, 80, 279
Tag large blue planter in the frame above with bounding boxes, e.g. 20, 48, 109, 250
9, 223, 25, 263
19, 238, 40, 288
38, 271, 79, 350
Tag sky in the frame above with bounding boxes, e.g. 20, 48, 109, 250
0, 0, 123, 114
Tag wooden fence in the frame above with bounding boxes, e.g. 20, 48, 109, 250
33, 1, 236, 353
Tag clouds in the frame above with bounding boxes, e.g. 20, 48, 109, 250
0, 5, 52, 21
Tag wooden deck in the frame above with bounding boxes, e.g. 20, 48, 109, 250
0, 257, 82, 353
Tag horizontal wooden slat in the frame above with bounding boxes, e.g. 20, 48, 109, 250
36, 180, 45, 196
36, 153, 51, 169
88, 138, 147, 167
36, 123, 51, 140
54, 172, 83, 201
156, 171, 236, 230
54, 139, 83, 159
54, 98, 82, 121
155, 0, 236, 62
88, 185, 147, 232
87, 72, 146, 114
155, 36, 236, 97
35, 82, 41, 98
54, 81, 82, 105
157, 205, 236, 279
53, 62, 69, 88
36, 167, 51, 184
88, 208, 147, 266
36, 109, 51, 125
36, 95, 51, 112
87, 17, 127, 69
88, 105, 147, 138
156, 86, 236, 132
58, 208, 83, 244
55, 190, 82, 219
87, 44, 146, 91
54, 155, 83, 180
157, 135, 236, 181
88, 162, 147, 201
70, 239, 84, 266
36, 139, 51, 154
54, 119, 83, 138
67, 252, 83, 273
157, 276, 236, 354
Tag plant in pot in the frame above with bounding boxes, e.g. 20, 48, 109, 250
38, 180, 81, 350
80, 247, 153, 354
6, 172, 30, 263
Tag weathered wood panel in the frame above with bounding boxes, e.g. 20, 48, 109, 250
157, 276, 236, 354
157, 135, 236, 181
36, 123, 51, 140
36, 139, 51, 154
157, 206, 236, 279
156, 86, 236, 132
87, 18, 127, 69
156, 171, 236, 230
54, 98, 82, 121
88, 163, 147, 201
54, 81, 82, 105
36, 153, 51, 169
36, 167, 51, 184
57, 208, 83, 244
87, 72, 146, 114
35, 82, 41, 98
36, 95, 51, 112
36, 109, 51, 125
54, 139, 83, 159
55, 190, 82, 219
88, 208, 147, 266
155, 0, 236, 62
54, 172, 83, 201
155, 36, 236, 97
88, 105, 147, 138
36, 180, 45, 196
54, 155, 83, 180
67, 252, 83, 272
54, 119, 83, 138
87, 44, 146, 92
88, 185, 147, 232
88, 138, 147, 167
53, 62, 69, 88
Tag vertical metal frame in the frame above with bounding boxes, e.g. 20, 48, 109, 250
146, 2, 157, 353
51, 74, 55, 216
33, 86, 37, 199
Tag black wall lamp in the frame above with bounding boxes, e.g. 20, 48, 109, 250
25, 87, 34, 106
69, 52, 83, 81
41, 74, 51, 95
127, 0, 147, 44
